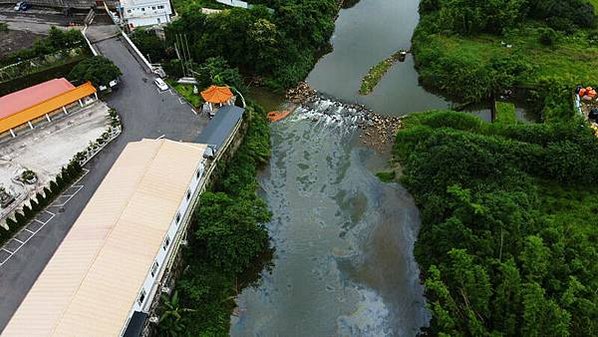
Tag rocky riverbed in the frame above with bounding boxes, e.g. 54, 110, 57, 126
287, 82, 403, 152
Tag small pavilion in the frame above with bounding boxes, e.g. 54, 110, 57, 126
200, 85, 234, 115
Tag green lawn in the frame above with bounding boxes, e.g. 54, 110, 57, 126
167, 80, 203, 107
494, 102, 517, 124
433, 26, 598, 87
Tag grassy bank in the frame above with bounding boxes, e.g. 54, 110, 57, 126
394, 111, 598, 336
157, 103, 272, 336
412, 11, 598, 113
494, 102, 517, 124
359, 50, 404, 95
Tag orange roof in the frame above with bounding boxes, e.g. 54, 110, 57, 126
0, 82, 97, 134
0, 78, 75, 119
200, 85, 233, 104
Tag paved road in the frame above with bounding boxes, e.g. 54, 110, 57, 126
0, 36, 209, 330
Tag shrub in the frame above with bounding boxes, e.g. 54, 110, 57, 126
14, 212, 26, 229
30, 199, 40, 212
538, 28, 558, 46
36, 192, 47, 208
49, 181, 59, 195
5, 218, 18, 231
22, 205, 33, 219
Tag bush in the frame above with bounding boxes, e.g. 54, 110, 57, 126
5, 217, 17, 230
539, 28, 558, 46
36, 192, 47, 208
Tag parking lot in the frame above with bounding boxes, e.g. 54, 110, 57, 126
0, 178, 85, 266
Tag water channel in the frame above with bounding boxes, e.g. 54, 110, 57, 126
231, 0, 451, 335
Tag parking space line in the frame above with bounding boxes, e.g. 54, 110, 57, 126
24, 228, 35, 234
12, 238, 24, 244
34, 219, 45, 225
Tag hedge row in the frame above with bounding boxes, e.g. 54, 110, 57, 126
0, 160, 83, 247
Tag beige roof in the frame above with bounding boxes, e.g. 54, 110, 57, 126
3, 139, 206, 337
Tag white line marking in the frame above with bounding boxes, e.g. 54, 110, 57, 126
191, 108, 197, 115
156, 134, 165, 140
0, 176, 80, 267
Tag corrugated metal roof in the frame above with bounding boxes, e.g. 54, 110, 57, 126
0, 82, 96, 134
2, 139, 207, 337
195, 105, 244, 151
0, 78, 74, 119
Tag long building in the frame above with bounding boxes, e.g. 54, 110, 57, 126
2, 139, 208, 336
0, 78, 97, 137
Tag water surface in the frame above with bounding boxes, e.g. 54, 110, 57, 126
231, 102, 428, 336
306, 0, 448, 115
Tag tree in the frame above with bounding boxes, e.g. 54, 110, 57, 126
195, 191, 270, 274
196, 57, 245, 92
130, 28, 167, 63
68, 56, 122, 87
158, 291, 194, 337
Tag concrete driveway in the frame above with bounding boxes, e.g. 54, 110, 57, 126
0, 36, 209, 330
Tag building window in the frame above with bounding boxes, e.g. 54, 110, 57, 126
158, 5, 164, 8
151, 261, 159, 277
176, 212, 181, 224
138, 289, 146, 306
141, 7, 145, 11
152, 6, 156, 9
186, 190, 191, 201
127, 9, 131, 13
163, 236, 170, 250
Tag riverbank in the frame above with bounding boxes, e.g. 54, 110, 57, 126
412, 18, 598, 117
157, 103, 273, 335
393, 109, 598, 336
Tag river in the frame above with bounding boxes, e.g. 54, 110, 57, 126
231, 0, 449, 336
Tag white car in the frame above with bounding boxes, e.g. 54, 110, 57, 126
154, 78, 168, 91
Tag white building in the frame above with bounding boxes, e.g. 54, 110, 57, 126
3, 139, 208, 337
119, 0, 172, 29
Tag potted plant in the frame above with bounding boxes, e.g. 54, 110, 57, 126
21, 169, 37, 184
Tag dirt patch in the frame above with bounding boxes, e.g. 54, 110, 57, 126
0, 30, 43, 59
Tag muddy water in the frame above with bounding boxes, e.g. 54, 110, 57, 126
230, 0, 445, 335
230, 101, 429, 336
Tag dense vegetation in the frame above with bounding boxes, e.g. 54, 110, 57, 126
134, 0, 339, 89
0, 27, 84, 66
394, 111, 598, 337
413, 0, 598, 110
158, 103, 272, 336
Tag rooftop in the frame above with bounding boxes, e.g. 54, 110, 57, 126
195, 105, 244, 151
2, 139, 207, 337
0, 78, 74, 119
0, 82, 97, 134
